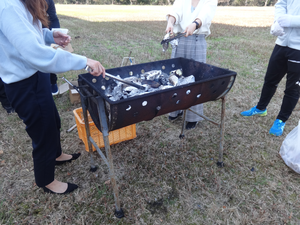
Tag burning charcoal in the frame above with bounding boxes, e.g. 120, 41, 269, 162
157, 72, 169, 85
169, 74, 179, 86
109, 96, 118, 101
158, 77, 168, 85
124, 86, 138, 93
170, 69, 183, 77
123, 77, 140, 82
111, 84, 123, 101
141, 80, 161, 88
140, 70, 162, 80
178, 75, 195, 86
127, 88, 141, 97
142, 84, 151, 91
176, 69, 183, 76
159, 85, 173, 90
122, 77, 142, 88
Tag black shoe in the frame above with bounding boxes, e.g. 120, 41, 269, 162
43, 183, 78, 194
169, 111, 183, 121
186, 122, 198, 130
55, 153, 81, 165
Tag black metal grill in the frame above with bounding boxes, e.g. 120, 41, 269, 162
78, 57, 236, 132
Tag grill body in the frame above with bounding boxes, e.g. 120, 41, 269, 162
78, 57, 236, 132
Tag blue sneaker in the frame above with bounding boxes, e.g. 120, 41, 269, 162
240, 106, 267, 117
269, 119, 285, 136
51, 84, 59, 96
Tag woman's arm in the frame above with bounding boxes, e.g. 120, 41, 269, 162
195, 0, 217, 34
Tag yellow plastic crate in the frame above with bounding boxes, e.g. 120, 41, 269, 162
73, 107, 136, 152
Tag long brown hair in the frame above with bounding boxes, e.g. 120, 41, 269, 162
20, 0, 49, 27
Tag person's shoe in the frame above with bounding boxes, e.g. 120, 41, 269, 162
55, 153, 81, 165
269, 119, 285, 136
51, 84, 59, 96
43, 183, 78, 194
3, 105, 15, 114
240, 106, 267, 117
169, 111, 183, 121
186, 121, 198, 130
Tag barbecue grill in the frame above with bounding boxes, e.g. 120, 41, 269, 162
76, 57, 237, 218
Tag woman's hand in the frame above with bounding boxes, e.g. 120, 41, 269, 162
53, 31, 71, 48
184, 19, 202, 37
166, 15, 176, 34
86, 58, 106, 78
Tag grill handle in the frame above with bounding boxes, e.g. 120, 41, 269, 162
61, 77, 91, 98
85, 66, 146, 90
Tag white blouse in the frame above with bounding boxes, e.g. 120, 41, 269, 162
167, 0, 218, 37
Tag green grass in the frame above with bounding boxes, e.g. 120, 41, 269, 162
1, 5, 300, 225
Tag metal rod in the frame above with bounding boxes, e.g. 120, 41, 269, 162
89, 136, 109, 167
81, 97, 97, 171
219, 96, 226, 164
66, 124, 77, 133
179, 110, 187, 138
84, 66, 145, 90
61, 77, 82, 94
96, 96, 122, 213
106, 72, 145, 90
187, 108, 219, 126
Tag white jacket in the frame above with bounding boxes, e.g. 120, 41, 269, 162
275, 0, 300, 50
167, 0, 217, 37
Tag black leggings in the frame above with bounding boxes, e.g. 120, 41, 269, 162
50, 73, 57, 85
0, 78, 11, 108
4, 72, 62, 187
257, 45, 300, 122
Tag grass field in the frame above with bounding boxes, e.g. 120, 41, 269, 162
1, 5, 300, 225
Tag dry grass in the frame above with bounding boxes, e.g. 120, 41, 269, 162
1, 5, 300, 225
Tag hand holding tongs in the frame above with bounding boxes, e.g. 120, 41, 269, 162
161, 32, 186, 52
85, 66, 146, 90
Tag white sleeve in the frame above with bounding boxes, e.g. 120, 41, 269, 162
275, 0, 287, 21
166, 0, 183, 25
43, 28, 55, 46
196, 0, 217, 35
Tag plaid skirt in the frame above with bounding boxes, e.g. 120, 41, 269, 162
169, 34, 207, 122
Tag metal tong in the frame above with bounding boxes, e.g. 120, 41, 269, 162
85, 66, 146, 90
161, 32, 186, 52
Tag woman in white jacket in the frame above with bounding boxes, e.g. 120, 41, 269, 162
165, 0, 217, 130
241, 0, 300, 137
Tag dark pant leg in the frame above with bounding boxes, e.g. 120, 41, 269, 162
4, 72, 62, 187
0, 78, 12, 108
50, 73, 57, 85
277, 48, 300, 122
257, 45, 288, 110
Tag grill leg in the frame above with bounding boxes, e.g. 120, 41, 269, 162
81, 96, 97, 172
179, 110, 187, 139
96, 97, 124, 218
217, 96, 226, 168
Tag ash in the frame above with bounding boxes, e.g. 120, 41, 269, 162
105, 69, 195, 101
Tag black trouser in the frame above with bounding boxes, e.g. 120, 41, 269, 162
0, 78, 12, 109
257, 45, 300, 122
4, 72, 62, 187
50, 73, 57, 85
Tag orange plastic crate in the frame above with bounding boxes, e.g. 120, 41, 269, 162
73, 107, 136, 152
